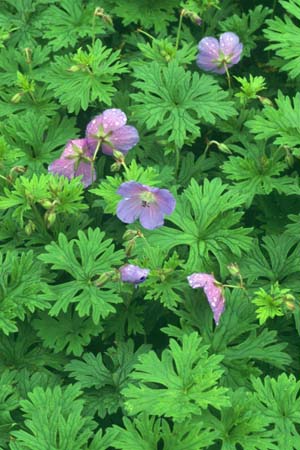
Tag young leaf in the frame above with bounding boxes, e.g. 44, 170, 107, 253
123, 332, 229, 421
131, 60, 236, 148
39, 228, 125, 323
47, 39, 128, 113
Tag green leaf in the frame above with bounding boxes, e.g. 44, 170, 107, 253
222, 141, 296, 204
139, 178, 252, 273
32, 311, 104, 357
252, 373, 300, 449
39, 228, 125, 323
131, 60, 236, 148
113, 0, 178, 33
65, 340, 151, 418
246, 92, 300, 148
123, 332, 229, 421
47, 39, 128, 113
40, 0, 105, 50
0, 370, 18, 448
265, 0, 300, 78
0, 250, 50, 335
10, 384, 96, 450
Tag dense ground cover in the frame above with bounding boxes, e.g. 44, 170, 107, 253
1, 0, 300, 449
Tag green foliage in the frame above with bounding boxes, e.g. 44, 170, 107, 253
10, 384, 96, 450
0, 370, 18, 448
170, 290, 292, 387
246, 92, 300, 149
47, 39, 128, 113
32, 311, 104, 356
234, 74, 267, 105
0, 174, 87, 233
252, 373, 300, 449
252, 283, 295, 325
136, 39, 197, 66
40, 0, 105, 50
39, 228, 125, 323
131, 61, 236, 148
265, 0, 300, 78
65, 340, 151, 418
112, 413, 217, 450
220, 5, 271, 56
140, 178, 252, 273
0, 250, 50, 335
113, 0, 178, 33
205, 388, 275, 449
123, 332, 229, 421
222, 142, 296, 204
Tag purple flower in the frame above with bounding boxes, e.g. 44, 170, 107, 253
120, 264, 150, 284
86, 108, 139, 156
116, 181, 176, 230
48, 139, 96, 188
196, 32, 243, 74
187, 273, 225, 325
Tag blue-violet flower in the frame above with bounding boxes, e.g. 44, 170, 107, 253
196, 32, 243, 74
116, 181, 176, 230
48, 138, 96, 188
187, 273, 225, 325
86, 108, 139, 156
120, 264, 150, 284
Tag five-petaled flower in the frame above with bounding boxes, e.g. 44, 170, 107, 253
187, 273, 225, 325
48, 138, 96, 188
116, 181, 176, 230
196, 32, 243, 74
86, 108, 139, 156
120, 264, 150, 285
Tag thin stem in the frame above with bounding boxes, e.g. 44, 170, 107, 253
224, 64, 231, 89
30, 203, 52, 239
136, 28, 155, 40
90, 141, 101, 184
91, 12, 96, 47
175, 10, 184, 51
271, 0, 278, 18
175, 146, 180, 177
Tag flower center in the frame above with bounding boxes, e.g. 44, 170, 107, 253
139, 191, 156, 207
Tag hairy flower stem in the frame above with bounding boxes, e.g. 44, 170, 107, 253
137, 28, 155, 40
224, 64, 231, 89
175, 10, 184, 51
90, 141, 101, 183
175, 146, 180, 177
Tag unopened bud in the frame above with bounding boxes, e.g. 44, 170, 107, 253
11, 93, 22, 103
24, 220, 36, 236
67, 65, 81, 72
44, 210, 56, 228
123, 229, 140, 241
95, 271, 115, 286
110, 162, 121, 172
125, 239, 136, 257
39, 199, 53, 209
24, 48, 32, 64
113, 149, 125, 161
257, 96, 273, 107
227, 263, 240, 277
217, 143, 231, 154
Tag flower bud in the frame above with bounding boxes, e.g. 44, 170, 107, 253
24, 220, 36, 236
39, 199, 53, 209
11, 93, 22, 103
67, 65, 81, 72
257, 96, 273, 107
44, 210, 56, 228
123, 229, 140, 241
227, 263, 240, 277
217, 143, 231, 154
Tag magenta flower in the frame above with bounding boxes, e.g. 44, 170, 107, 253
196, 32, 243, 74
116, 181, 176, 230
86, 108, 139, 156
187, 273, 225, 325
120, 264, 150, 285
48, 139, 96, 188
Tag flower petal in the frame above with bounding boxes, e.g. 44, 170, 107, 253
116, 197, 142, 224
101, 143, 114, 155
187, 273, 215, 289
48, 157, 75, 180
75, 161, 96, 188
139, 204, 164, 229
198, 37, 220, 57
102, 108, 127, 132
154, 189, 176, 214
196, 54, 225, 74
117, 181, 145, 197
86, 114, 104, 139
109, 125, 139, 153
219, 32, 240, 55
120, 264, 150, 284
